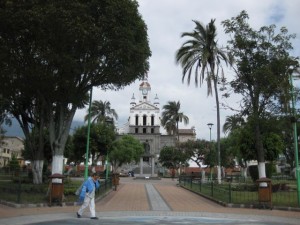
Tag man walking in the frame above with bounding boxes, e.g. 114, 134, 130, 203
77, 173, 100, 219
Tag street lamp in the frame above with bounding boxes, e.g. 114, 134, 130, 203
84, 87, 93, 180
288, 67, 300, 206
207, 123, 213, 141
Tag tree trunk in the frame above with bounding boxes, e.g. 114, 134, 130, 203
255, 121, 266, 178
213, 77, 221, 184
32, 160, 44, 184
201, 170, 206, 183
49, 104, 76, 175
52, 155, 64, 174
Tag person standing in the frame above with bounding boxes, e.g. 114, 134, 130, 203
77, 173, 100, 220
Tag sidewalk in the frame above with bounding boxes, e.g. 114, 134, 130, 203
0, 177, 299, 224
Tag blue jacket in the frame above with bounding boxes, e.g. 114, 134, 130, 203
79, 177, 100, 199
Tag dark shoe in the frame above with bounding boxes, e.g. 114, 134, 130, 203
76, 212, 81, 218
91, 217, 99, 220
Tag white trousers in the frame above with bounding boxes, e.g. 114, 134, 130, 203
78, 195, 96, 217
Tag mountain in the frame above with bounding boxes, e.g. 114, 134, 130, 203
2, 119, 85, 138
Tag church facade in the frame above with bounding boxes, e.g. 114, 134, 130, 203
117, 78, 197, 178
119, 78, 176, 177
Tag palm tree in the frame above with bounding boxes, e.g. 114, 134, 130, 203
161, 101, 189, 140
84, 100, 118, 124
175, 19, 231, 183
223, 115, 245, 135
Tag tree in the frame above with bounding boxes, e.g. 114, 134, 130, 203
0, 97, 10, 138
179, 139, 210, 168
161, 101, 189, 139
159, 146, 189, 171
8, 154, 20, 175
0, 0, 151, 182
175, 19, 231, 183
84, 100, 118, 124
109, 135, 144, 173
223, 115, 245, 135
69, 123, 116, 165
222, 10, 298, 179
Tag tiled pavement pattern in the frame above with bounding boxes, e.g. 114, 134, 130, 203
0, 177, 299, 224
145, 183, 170, 211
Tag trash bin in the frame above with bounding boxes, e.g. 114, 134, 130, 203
256, 177, 272, 209
49, 173, 65, 206
112, 173, 120, 185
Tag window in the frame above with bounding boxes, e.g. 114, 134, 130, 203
143, 128, 146, 133
151, 115, 154, 126
143, 115, 147, 125
135, 128, 138, 133
151, 128, 154, 133
135, 115, 139, 125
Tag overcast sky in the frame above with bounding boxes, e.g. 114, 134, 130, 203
74, 0, 300, 141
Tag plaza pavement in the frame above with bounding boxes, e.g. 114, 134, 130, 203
0, 177, 299, 224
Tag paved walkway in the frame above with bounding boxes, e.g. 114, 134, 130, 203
0, 177, 300, 224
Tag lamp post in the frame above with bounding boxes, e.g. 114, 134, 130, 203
289, 68, 300, 206
207, 123, 214, 181
207, 123, 213, 142
84, 87, 93, 180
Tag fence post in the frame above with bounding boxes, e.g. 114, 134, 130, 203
17, 177, 21, 203
199, 179, 201, 192
229, 182, 232, 203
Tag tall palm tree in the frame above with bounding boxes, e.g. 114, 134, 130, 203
84, 100, 118, 124
175, 19, 231, 183
161, 101, 189, 140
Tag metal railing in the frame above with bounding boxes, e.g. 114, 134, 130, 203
0, 173, 112, 205
179, 175, 299, 208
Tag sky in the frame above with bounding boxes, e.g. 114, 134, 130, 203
74, 0, 300, 141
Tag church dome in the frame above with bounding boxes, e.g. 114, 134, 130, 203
139, 81, 151, 89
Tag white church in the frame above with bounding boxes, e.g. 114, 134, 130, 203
117, 78, 196, 178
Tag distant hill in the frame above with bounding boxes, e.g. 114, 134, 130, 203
2, 119, 85, 138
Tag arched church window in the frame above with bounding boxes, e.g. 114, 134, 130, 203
151, 115, 154, 126
135, 115, 139, 126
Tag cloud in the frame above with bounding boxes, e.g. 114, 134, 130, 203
74, 0, 300, 140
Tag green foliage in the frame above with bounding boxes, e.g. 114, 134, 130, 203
109, 135, 144, 171
8, 155, 20, 174
0, 0, 150, 179
221, 10, 299, 167
161, 101, 189, 136
219, 137, 238, 168
159, 146, 189, 169
176, 19, 232, 180
69, 123, 116, 165
84, 100, 118, 124
179, 139, 210, 168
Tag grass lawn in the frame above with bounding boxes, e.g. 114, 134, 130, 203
182, 180, 299, 208
0, 178, 99, 204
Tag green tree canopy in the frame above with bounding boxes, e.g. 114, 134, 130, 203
109, 135, 144, 172
69, 123, 116, 165
161, 101, 189, 139
179, 139, 210, 168
222, 10, 298, 178
0, 0, 151, 181
84, 100, 118, 124
159, 146, 189, 170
